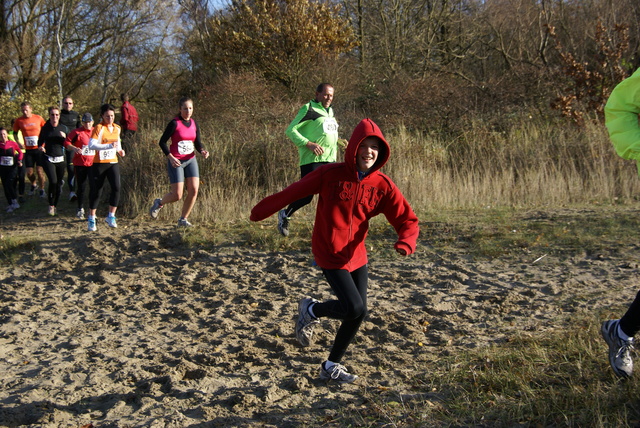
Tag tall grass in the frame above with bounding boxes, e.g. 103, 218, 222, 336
119, 114, 640, 223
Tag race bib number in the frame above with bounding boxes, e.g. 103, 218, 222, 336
0, 156, 14, 166
47, 155, 64, 163
81, 146, 95, 156
177, 140, 194, 155
25, 136, 38, 147
323, 117, 338, 134
99, 149, 116, 160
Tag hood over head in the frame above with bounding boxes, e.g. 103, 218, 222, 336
345, 118, 390, 175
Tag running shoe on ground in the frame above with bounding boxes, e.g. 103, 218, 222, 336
39, 189, 45, 198
319, 362, 358, 383
28, 184, 37, 195
149, 198, 163, 219
277, 209, 290, 236
105, 216, 118, 228
6, 202, 18, 213
48, 206, 56, 216
87, 218, 97, 232
177, 217, 193, 227
76, 208, 85, 219
69, 191, 77, 202
601, 319, 634, 377
296, 297, 319, 346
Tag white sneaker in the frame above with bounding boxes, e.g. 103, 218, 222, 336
48, 206, 56, 216
319, 362, 358, 383
76, 208, 85, 219
105, 216, 118, 228
87, 217, 97, 232
602, 319, 634, 377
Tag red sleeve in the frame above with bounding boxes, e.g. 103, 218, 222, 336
382, 183, 419, 255
250, 169, 324, 221
64, 129, 78, 147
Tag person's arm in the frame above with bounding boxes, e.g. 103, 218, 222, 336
193, 121, 209, 158
605, 68, 640, 161
381, 182, 420, 256
88, 125, 116, 150
250, 167, 324, 221
158, 120, 177, 156
285, 103, 312, 147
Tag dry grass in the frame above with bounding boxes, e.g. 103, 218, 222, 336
119, 115, 640, 225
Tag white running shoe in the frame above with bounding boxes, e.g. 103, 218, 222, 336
149, 198, 163, 219
295, 297, 320, 346
319, 362, 358, 383
76, 208, 85, 219
104, 216, 118, 228
601, 319, 634, 377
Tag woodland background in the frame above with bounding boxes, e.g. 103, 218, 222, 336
1, 0, 640, 219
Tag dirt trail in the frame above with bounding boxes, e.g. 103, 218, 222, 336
0, 210, 637, 427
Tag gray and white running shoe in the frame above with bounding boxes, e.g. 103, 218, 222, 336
319, 362, 358, 383
177, 218, 193, 227
601, 319, 634, 378
277, 209, 290, 236
296, 297, 319, 346
149, 198, 163, 219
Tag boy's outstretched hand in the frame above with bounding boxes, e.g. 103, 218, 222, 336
396, 248, 407, 256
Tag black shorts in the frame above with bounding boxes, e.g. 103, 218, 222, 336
23, 150, 42, 169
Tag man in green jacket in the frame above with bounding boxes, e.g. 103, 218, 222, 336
278, 83, 340, 236
601, 67, 640, 378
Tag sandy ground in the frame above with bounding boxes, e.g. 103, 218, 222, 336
0, 206, 638, 427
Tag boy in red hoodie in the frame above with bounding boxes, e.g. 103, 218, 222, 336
251, 118, 419, 382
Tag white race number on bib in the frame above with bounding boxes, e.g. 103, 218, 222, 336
177, 140, 194, 155
0, 156, 14, 166
81, 146, 95, 156
47, 155, 64, 163
323, 117, 338, 134
25, 136, 38, 147
99, 149, 115, 160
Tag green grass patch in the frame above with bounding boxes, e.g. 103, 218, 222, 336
0, 234, 38, 265
334, 311, 640, 427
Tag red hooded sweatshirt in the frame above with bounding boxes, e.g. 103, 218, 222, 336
250, 118, 419, 271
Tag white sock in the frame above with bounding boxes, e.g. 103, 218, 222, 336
323, 360, 337, 370
308, 303, 316, 319
617, 323, 633, 341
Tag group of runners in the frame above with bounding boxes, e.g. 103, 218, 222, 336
3, 77, 639, 384
1, 95, 208, 231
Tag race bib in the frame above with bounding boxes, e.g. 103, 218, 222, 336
323, 117, 338, 134
47, 155, 64, 163
99, 149, 116, 160
25, 136, 38, 147
81, 146, 95, 156
177, 140, 194, 155
0, 156, 14, 166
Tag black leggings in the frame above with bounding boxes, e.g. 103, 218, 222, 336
620, 289, 640, 337
13, 162, 25, 196
89, 163, 120, 209
42, 158, 66, 206
74, 165, 90, 209
1, 166, 17, 204
284, 162, 329, 217
66, 151, 75, 192
312, 265, 368, 363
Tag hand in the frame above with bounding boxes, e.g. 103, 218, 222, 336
306, 142, 324, 156
396, 247, 407, 256
168, 154, 181, 168
38, 146, 45, 152
118, 150, 125, 157
200, 150, 209, 159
